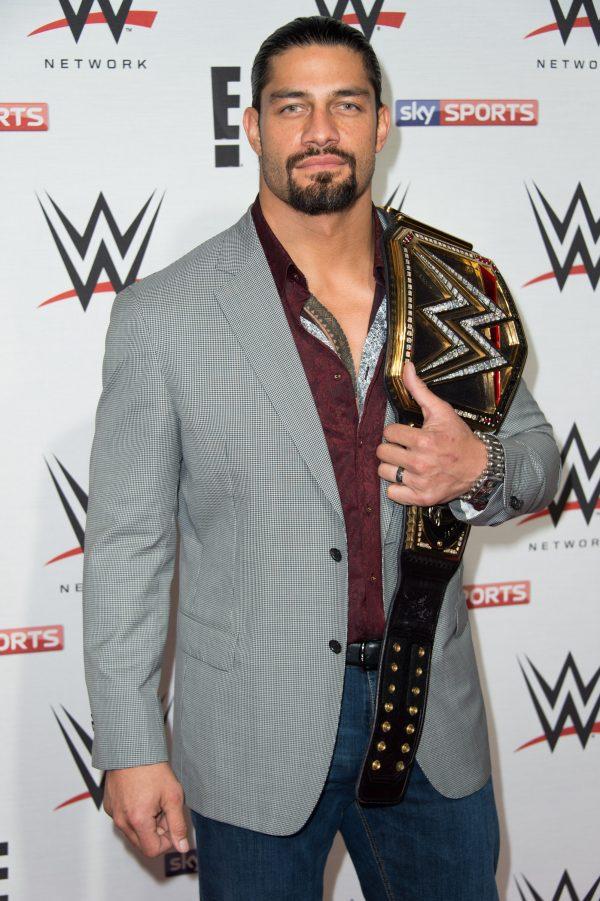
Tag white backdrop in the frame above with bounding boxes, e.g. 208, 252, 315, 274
1, 1, 599, 899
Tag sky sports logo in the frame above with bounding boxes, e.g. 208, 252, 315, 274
464, 581, 530, 609
0, 624, 64, 655
0, 103, 49, 130
396, 99, 539, 126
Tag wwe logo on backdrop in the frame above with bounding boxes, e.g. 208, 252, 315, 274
53, 697, 172, 810
29, 0, 157, 43
519, 424, 600, 526
44, 455, 87, 565
38, 190, 164, 311
524, 183, 600, 290
314, 1, 406, 40
525, 0, 600, 43
517, 654, 600, 751
515, 870, 600, 900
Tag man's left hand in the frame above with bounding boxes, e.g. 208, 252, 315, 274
377, 360, 487, 507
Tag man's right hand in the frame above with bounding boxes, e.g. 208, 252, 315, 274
103, 761, 189, 858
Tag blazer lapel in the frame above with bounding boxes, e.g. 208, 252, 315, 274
374, 205, 402, 546
212, 206, 405, 546
380, 396, 402, 547
212, 210, 344, 522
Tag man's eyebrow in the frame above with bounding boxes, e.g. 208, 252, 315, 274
268, 87, 371, 102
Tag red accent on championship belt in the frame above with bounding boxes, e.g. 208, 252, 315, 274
0, 103, 49, 131
28, 10, 157, 36
342, 11, 406, 27
0, 624, 64, 655
524, 16, 590, 39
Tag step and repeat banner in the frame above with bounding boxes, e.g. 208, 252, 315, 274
1, 1, 599, 899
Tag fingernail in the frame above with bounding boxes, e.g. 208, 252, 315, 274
179, 838, 189, 853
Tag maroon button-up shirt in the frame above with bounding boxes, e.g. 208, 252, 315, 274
251, 195, 388, 643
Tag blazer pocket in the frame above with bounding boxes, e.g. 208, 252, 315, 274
177, 609, 239, 671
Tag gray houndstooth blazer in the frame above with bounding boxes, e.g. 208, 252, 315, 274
82, 204, 561, 835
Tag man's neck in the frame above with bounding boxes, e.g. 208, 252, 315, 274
257, 182, 375, 287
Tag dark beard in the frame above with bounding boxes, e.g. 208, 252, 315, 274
285, 149, 358, 215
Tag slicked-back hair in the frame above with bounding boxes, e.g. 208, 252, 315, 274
251, 15, 383, 114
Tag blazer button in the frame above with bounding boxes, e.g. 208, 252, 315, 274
509, 495, 523, 511
329, 547, 342, 561
329, 639, 342, 654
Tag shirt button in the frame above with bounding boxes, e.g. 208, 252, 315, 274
366, 504, 372, 513
358, 439, 364, 447
370, 574, 377, 582
329, 547, 342, 562
329, 639, 342, 654
333, 373, 341, 380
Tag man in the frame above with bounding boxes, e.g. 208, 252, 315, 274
82, 15, 561, 901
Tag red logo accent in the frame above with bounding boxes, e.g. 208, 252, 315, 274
341, 10, 405, 28
0, 625, 64, 655
516, 722, 600, 751
28, 10, 156, 37
464, 581, 530, 609
38, 280, 134, 309
523, 264, 591, 288
525, 15, 591, 39
440, 99, 538, 126
0, 103, 49, 131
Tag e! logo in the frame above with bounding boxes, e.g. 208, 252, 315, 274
211, 66, 240, 167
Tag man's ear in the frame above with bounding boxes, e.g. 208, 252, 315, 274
375, 103, 390, 154
243, 106, 262, 156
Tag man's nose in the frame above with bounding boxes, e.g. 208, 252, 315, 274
301, 107, 340, 148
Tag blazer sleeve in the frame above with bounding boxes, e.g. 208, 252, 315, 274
82, 285, 181, 770
447, 376, 561, 526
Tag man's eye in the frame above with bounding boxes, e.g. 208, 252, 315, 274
280, 104, 302, 113
340, 102, 360, 110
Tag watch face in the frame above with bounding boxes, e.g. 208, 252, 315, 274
471, 478, 502, 510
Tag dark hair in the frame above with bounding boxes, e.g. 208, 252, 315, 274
251, 15, 383, 114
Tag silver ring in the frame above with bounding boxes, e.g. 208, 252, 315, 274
395, 466, 404, 484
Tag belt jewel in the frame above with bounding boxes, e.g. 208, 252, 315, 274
356, 208, 527, 804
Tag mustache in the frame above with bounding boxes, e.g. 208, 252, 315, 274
286, 147, 356, 172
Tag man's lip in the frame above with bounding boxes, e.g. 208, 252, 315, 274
295, 155, 347, 169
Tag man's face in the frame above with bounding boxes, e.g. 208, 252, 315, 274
245, 44, 389, 215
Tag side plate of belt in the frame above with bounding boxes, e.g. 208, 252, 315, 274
356, 208, 527, 805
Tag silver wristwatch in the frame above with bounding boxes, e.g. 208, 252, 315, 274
460, 431, 505, 511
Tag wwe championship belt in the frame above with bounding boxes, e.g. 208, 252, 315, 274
356, 209, 527, 805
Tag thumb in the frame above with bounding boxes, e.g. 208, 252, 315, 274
163, 795, 189, 853
402, 360, 440, 417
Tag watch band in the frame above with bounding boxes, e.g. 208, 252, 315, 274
460, 431, 505, 511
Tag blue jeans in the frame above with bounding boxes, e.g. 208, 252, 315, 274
190, 663, 500, 900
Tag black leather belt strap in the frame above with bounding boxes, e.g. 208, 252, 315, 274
346, 640, 382, 669
350, 207, 527, 807
355, 550, 458, 805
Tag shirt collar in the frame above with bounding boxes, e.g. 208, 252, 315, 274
251, 193, 386, 317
